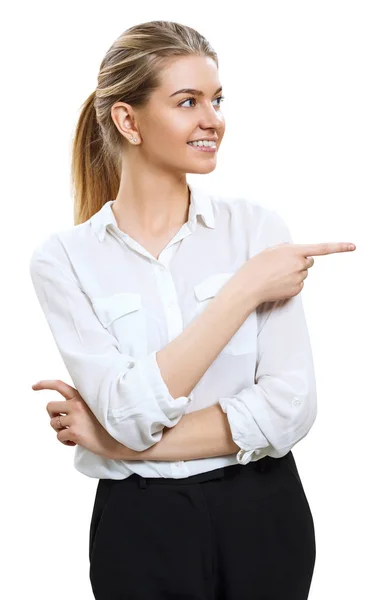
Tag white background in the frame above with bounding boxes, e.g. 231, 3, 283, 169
1, 1, 374, 598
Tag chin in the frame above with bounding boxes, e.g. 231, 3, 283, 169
199, 164, 217, 174
186, 161, 218, 175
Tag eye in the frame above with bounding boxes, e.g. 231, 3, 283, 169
178, 95, 225, 108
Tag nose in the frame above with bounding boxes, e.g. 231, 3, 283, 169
199, 101, 224, 131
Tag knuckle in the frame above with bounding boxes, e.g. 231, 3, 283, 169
69, 426, 77, 439
69, 428, 80, 443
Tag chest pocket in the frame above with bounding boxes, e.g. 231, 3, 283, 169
193, 273, 257, 356
91, 292, 147, 354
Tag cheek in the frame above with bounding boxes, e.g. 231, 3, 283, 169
140, 112, 171, 145
165, 118, 192, 142
148, 123, 189, 149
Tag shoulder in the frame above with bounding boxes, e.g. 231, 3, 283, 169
29, 221, 91, 274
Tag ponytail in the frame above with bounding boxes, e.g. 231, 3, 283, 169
70, 91, 120, 225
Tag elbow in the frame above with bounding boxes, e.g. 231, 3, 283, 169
276, 390, 317, 456
106, 410, 166, 452
103, 352, 192, 449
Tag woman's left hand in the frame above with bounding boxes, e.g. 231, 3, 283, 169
31, 379, 121, 460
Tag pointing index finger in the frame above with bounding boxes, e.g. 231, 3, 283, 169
295, 243, 356, 256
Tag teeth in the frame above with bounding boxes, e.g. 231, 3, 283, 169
188, 140, 216, 147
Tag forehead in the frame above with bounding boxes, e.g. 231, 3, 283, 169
158, 55, 219, 91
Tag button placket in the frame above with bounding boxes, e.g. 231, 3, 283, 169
155, 265, 184, 341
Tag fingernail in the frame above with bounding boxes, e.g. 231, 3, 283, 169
348, 244, 355, 250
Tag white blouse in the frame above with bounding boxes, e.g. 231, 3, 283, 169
29, 183, 317, 480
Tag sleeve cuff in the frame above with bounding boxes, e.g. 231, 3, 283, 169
218, 395, 266, 465
107, 351, 192, 426
236, 447, 264, 465
146, 351, 193, 420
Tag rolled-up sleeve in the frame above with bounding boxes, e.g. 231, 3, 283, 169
29, 234, 192, 451
218, 208, 317, 464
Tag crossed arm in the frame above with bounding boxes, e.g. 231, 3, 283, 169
38, 377, 240, 462
113, 403, 240, 461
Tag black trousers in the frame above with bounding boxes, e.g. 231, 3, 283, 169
89, 451, 315, 599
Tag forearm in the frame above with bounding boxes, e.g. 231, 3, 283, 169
113, 404, 240, 461
156, 274, 260, 399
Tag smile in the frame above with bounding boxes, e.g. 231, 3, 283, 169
187, 143, 217, 153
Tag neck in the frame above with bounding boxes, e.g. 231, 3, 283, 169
112, 159, 190, 237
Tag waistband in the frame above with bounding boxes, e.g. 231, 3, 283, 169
127, 451, 291, 489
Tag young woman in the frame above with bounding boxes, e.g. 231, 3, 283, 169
30, 20, 355, 600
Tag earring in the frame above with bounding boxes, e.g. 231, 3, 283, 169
130, 136, 137, 143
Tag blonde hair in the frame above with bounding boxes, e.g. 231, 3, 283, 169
70, 20, 218, 225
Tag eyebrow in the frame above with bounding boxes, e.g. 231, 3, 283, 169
169, 86, 223, 98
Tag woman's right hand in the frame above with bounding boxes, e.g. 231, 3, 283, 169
238, 241, 356, 305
